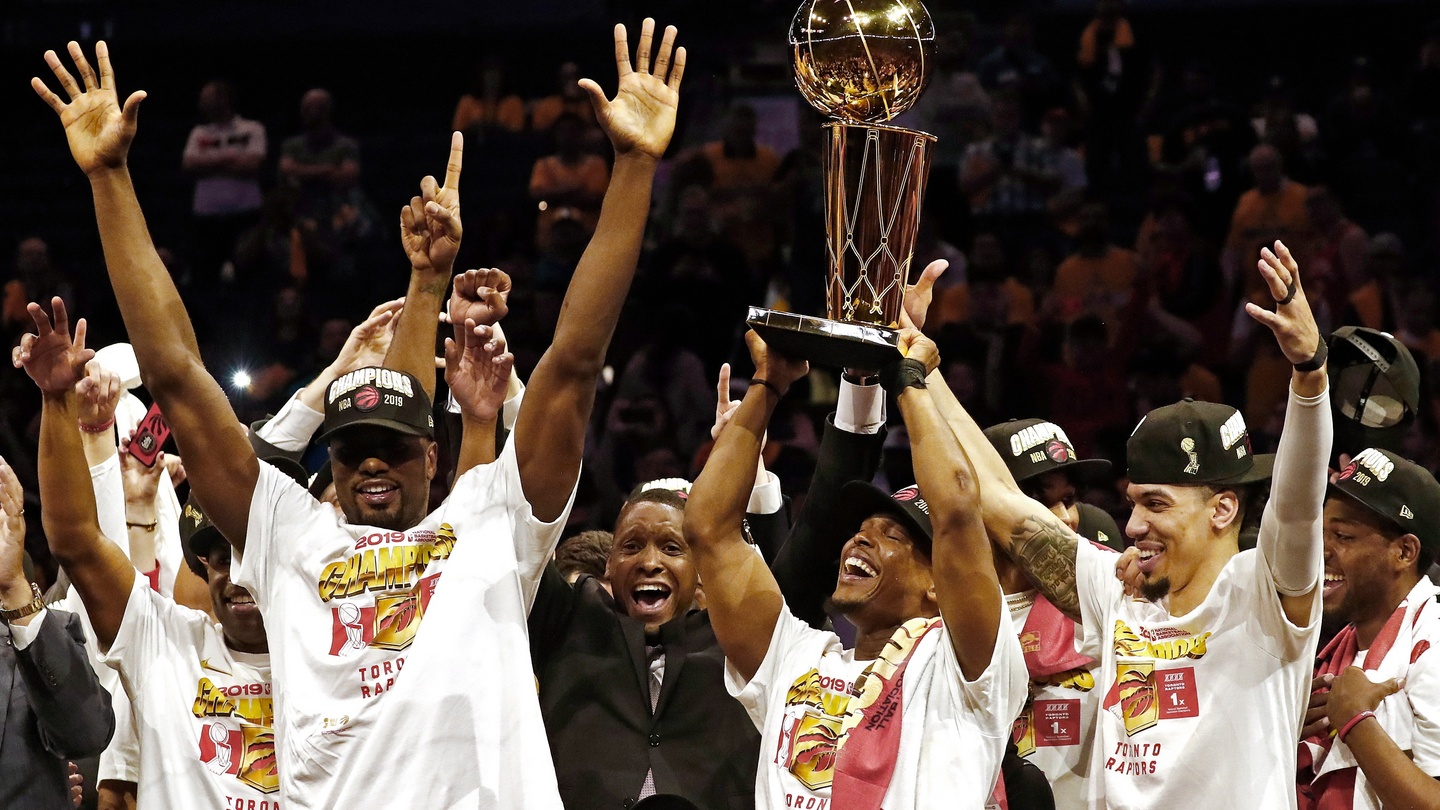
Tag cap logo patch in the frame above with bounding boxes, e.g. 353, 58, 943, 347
354, 385, 381, 412
1402, 505, 1415, 520
1009, 422, 1072, 457
1353, 448, 1395, 483
1045, 439, 1073, 464
1219, 411, 1248, 452
892, 485, 930, 515
327, 367, 415, 405
1338, 461, 1359, 482
1181, 438, 1200, 475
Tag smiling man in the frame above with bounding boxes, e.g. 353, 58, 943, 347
684, 330, 1025, 810
932, 241, 1331, 808
1296, 448, 1440, 809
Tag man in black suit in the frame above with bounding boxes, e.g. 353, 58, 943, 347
0, 465, 115, 808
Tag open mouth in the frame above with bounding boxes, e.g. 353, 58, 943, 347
630, 583, 673, 617
226, 591, 259, 614
839, 555, 878, 583
1136, 544, 1164, 576
1323, 572, 1345, 598
356, 480, 399, 507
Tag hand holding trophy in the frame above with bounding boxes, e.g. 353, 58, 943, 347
748, 0, 936, 368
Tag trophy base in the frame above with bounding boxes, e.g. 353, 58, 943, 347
746, 307, 900, 370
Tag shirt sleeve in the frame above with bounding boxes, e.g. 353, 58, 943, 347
725, 604, 838, 731
9, 609, 48, 649
747, 470, 783, 515
95, 576, 180, 692
1074, 539, 1123, 658
937, 608, 1028, 740
255, 390, 325, 452
835, 378, 885, 434
233, 460, 330, 607
90, 454, 128, 554
1407, 639, 1440, 776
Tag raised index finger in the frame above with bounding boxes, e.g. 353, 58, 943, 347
717, 363, 731, 407
442, 131, 463, 192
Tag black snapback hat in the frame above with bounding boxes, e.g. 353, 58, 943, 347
1127, 399, 1273, 486
983, 418, 1112, 485
835, 482, 934, 553
1332, 448, 1440, 556
318, 367, 434, 442
181, 456, 310, 577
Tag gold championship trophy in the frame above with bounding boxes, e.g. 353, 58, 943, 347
747, 0, 936, 368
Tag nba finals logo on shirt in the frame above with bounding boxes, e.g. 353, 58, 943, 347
327, 367, 416, 406
191, 677, 278, 794
318, 524, 457, 661
1104, 621, 1208, 737
775, 669, 854, 790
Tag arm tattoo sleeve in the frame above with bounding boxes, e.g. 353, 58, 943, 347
1008, 512, 1082, 621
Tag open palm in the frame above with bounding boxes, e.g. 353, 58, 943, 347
579, 19, 686, 160
32, 41, 144, 175
13, 298, 94, 395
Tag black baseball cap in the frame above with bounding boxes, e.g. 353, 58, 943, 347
318, 366, 434, 442
1127, 399, 1274, 486
1331, 448, 1440, 556
835, 482, 934, 553
181, 456, 310, 577
983, 418, 1112, 485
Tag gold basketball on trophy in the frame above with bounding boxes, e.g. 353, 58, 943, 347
790, 0, 935, 124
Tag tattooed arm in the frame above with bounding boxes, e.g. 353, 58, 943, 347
926, 367, 1087, 621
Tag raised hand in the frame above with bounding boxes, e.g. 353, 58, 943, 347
31, 41, 145, 176
1244, 241, 1323, 366
445, 319, 515, 424
13, 297, 95, 395
579, 19, 685, 161
400, 132, 464, 276
744, 330, 809, 395
447, 268, 511, 334
330, 298, 403, 374
902, 259, 949, 332
76, 361, 122, 430
120, 432, 166, 507
0, 461, 27, 603
897, 326, 940, 375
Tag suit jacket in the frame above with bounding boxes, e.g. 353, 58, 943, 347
0, 608, 115, 809
771, 416, 888, 628
529, 566, 758, 810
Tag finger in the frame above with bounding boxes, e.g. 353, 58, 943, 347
1380, 677, 1404, 698
73, 317, 89, 354
419, 175, 439, 203
424, 201, 462, 240
50, 296, 70, 338
67, 41, 99, 91
613, 23, 633, 77
717, 363, 731, 408
635, 18, 655, 74
577, 78, 609, 116
1257, 250, 1292, 300
8, 346, 19, 370
913, 259, 948, 293
0, 463, 22, 516
1276, 240, 1301, 280
668, 46, 687, 92
369, 297, 405, 319
45, 49, 82, 100
442, 131, 463, 192
31, 77, 66, 114
26, 302, 51, 336
120, 90, 147, 127
653, 24, 677, 83
95, 40, 115, 89
1244, 301, 1283, 331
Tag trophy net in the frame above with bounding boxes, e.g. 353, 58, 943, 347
822, 122, 937, 328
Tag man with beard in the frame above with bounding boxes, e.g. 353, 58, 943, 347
684, 330, 1025, 810
937, 241, 1330, 808
32, 23, 684, 807
1296, 448, 1440, 809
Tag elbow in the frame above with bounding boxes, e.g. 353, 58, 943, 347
139, 352, 204, 395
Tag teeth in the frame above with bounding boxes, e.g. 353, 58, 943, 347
1139, 549, 1159, 560
359, 483, 395, 494
1324, 573, 1344, 583
635, 585, 668, 595
844, 557, 877, 577
230, 596, 255, 605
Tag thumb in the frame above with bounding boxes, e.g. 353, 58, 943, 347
121, 90, 146, 125
914, 259, 948, 294
1382, 677, 1404, 697
577, 78, 608, 115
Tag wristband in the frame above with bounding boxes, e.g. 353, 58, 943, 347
126, 519, 158, 532
881, 357, 929, 394
1294, 339, 1329, 373
79, 418, 115, 434
750, 378, 786, 398
1336, 710, 1376, 743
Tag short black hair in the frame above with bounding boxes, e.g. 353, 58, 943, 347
556, 531, 614, 582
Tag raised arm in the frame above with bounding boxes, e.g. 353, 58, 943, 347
684, 332, 808, 682
388, 134, 465, 401
895, 330, 1002, 679
32, 42, 259, 551
445, 320, 514, 478
1243, 241, 1329, 625
13, 301, 134, 650
514, 19, 684, 522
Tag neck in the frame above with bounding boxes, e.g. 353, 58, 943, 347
224, 633, 268, 655
1355, 573, 1423, 649
851, 613, 936, 661
1167, 537, 1238, 617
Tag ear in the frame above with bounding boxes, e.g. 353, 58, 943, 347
1396, 534, 1422, 571
425, 440, 439, 481
1209, 488, 1242, 533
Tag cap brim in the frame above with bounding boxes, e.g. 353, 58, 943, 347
1208, 453, 1275, 485
1018, 456, 1112, 484
317, 417, 433, 443
835, 481, 932, 553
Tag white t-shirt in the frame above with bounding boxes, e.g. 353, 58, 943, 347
1007, 590, 1100, 810
1302, 577, 1440, 809
728, 604, 1026, 810
1075, 541, 1320, 809
232, 441, 573, 809
183, 117, 266, 216
98, 577, 277, 807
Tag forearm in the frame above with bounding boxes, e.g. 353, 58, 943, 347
123, 496, 158, 574
453, 413, 498, 481
1344, 719, 1440, 808
1259, 372, 1331, 595
689, 385, 777, 548
384, 270, 449, 401
898, 386, 977, 518
40, 392, 106, 559
80, 428, 116, 468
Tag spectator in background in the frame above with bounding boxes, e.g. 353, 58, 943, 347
452, 56, 525, 137
689, 104, 779, 194
554, 530, 614, 586
182, 81, 267, 288
1158, 61, 1257, 241
1074, 0, 1159, 196
931, 232, 1035, 331
959, 94, 1059, 250
1223, 144, 1311, 296
1325, 57, 1408, 233
530, 62, 595, 133
4, 238, 72, 338
278, 89, 360, 225
1252, 75, 1325, 186
529, 112, 609, 252
1039, 107, 1087, 193
1135, 197, 1231, 366
1049, 202, 1136, 331
975, 14, 1062, 126
1306, 186, 1377, 332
